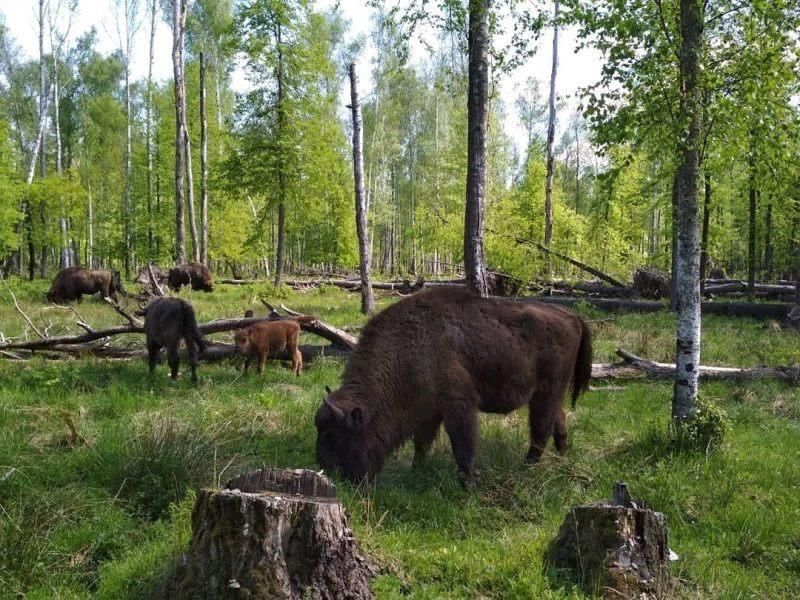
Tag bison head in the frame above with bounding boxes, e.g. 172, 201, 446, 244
315, 387, 371, 482
233, 328, 250, 354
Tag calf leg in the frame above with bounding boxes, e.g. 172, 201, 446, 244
166, 342, 180, 380
413, 414, 442, 468
147, 341, 161, 376
242, 355, 252, 375
257, 349, 267, 375
184, 335, 199, 383
443, 408, 479, 487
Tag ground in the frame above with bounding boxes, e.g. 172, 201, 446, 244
0, 279, 798, 599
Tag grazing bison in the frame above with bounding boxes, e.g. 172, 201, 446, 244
168, 262, 214, 292
315, 287, 592, 485
142, 297, 206, 383
234, 318, 308, 376
47, 267, 124, 304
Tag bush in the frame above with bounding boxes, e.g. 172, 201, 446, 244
674, 397, 730, 451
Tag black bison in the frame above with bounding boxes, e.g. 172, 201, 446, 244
167, 262, 214, 292
315, 287, 592, 485
47, 267, 124, 304
142, 297, 206, 383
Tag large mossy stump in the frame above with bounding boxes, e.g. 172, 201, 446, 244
169, 468, 375, 599
547, 482, 673, 599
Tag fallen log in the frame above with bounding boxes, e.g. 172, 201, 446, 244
514, 237, 627, 288
591, 348, 799, 382
529, 296, 795, 320
704, 282, 796, 295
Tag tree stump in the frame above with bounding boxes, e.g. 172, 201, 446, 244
167, 468, 375, 599
547, 482, 674, 599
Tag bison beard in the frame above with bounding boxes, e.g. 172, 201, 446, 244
315, 287, 592, 486
142, 297, 207, 383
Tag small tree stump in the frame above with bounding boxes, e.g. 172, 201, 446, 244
168, 468, 375, 599
547, 482, 673, 599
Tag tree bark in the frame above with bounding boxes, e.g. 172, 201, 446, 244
544, 1, 559, 263
274, 22, 286, 287
699, 172, 711, 293
38, 0, 47, 182
671, 0, 703, 425
349, 63, 375, 315
199, 51, 209, 266
123, 59, 133, 279
185, 100, 199, 263
146, 0, 156, 258
764, 200, 773, 280
464, 0, 490, 297
173, 0, 187, 264
747, 148, 757, 298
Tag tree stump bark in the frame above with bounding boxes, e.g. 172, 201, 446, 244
633, 267, 671, 300
547, 482, 673, 599
167, 469, 375, 599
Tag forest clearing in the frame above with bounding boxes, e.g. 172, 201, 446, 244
0, 281, 798, 598
2, 0, 800, 597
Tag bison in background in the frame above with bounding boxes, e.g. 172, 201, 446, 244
168, 262, 214, 292
47, 267, 125, 304
315, 287, 592, 486
141, 297, 206, 383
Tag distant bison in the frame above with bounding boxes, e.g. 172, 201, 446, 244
47, 267, 124, 304
315, 287, 592, 485
142, 297, 206, 383
168, 262, 214, 292
234, 318, 307, 376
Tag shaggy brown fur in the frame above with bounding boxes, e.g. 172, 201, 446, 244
168, 262, 214, 292
142, 297, 206, 383
234, 319, 304, 376
46, 267, 124, 304
315, 287, 592, 485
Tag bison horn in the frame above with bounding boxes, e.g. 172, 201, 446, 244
323, 396, 344, 419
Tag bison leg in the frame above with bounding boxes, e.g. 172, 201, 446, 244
257, 350, 267, 375
412, 414, 442, 468
185, 335, 199, 383
443, 409, 478, 487
526, 381, 570, 462
166, 343, 180, 379
553, 406, 568, 454
147, 341, 161, 375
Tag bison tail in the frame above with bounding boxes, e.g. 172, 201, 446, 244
570, 317, 593, 408
183, 304, 207, 355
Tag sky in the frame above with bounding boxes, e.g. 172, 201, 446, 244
0, 0, 604, 155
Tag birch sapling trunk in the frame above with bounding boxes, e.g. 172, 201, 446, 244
173, 0, 187, 264
672, 0, 703, 425
146, 0, 156, 258
124, 60, 133, 279
274, 22, 286, 287
748, 149, 757, 298
764, 201, 773, 280
464, 0, 490, 297
699, 172, 711, 293
544, 1, 560, 272
199, 51, 209, 266
349, 63, 374, 315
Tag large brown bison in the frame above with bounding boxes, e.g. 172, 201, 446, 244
167, 262, 214, 292
315, 287, 592, 486
46, 267, 124, 304
141, 297, 206, 383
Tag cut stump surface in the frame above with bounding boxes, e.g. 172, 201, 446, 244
167, 468, 374, 600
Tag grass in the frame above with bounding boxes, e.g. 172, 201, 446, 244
0, 278, 798, 598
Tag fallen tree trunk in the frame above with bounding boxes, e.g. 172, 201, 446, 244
530, 296, 795, 320
591, 349, 799, 382
514, 237, 627, 288
704, 282, 796, 295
